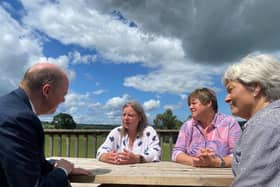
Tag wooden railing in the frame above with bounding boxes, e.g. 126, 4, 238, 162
44, 129, 178, 160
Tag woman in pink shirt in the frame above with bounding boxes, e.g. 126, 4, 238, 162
172, 88, 241, 167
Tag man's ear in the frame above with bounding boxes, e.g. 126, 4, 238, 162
42, 84, 51, 98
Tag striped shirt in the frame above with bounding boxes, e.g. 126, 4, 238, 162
172, 112, 241, 161
232, 99, 280, 186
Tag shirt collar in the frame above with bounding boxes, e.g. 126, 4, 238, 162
192, 113, 218, 128
29, 99, 37, 114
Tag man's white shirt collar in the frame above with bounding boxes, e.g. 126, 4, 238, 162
29, 99, 37, 114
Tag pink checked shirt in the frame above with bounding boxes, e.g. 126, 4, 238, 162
172, 112, 241, 161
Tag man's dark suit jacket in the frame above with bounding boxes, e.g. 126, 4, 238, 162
0, 88, 68, 187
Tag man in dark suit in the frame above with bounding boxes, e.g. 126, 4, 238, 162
0, 63, 89, 187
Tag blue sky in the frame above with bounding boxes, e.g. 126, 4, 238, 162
1, 0, 280, 125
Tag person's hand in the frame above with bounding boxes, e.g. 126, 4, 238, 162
100, 151, 119, 164
192, 148, 220, 167
117, 149, 139, 164
54, 159, 74, 175
69, 167, 91, 175
189, 156, 200, 166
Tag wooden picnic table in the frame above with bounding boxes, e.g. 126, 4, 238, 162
50, 157, 233, 187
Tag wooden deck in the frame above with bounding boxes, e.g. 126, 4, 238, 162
51, 157, 233, 187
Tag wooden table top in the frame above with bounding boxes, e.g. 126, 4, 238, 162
50, 157, 233, 187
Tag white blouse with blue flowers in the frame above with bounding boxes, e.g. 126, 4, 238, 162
96, 126, 161, 162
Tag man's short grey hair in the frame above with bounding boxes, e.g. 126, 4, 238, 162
223, 54, 280, 101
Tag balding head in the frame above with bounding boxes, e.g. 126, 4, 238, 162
19, 63, 69, 115
20, 63, 68, 91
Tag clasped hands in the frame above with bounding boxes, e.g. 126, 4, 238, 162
192, 148, 221, 167
101, 149, 139, 164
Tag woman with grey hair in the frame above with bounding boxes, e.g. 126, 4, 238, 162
97, 101, 161, 164
223, 54, 280, 186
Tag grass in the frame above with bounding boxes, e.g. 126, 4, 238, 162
45, 135, 172, 161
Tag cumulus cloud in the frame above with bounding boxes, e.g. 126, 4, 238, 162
69, 51, 97, 64
0, 6, 42, 94
18, 0, 247, 95
2, 0, 280, 124
57, 91, 115, 124
104, 94, 131, 109
66, 95, 161, 124
124, 62, 226, 94
19, 0, 206, 94
143, 99, 160, 111
0, 4, 76, 95
22, 0, 184, 66
64, 92, 91, 107
92, 0, 280, 63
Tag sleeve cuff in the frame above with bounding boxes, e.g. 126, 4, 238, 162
58, 167, 68, 176
172, 151, 183, 161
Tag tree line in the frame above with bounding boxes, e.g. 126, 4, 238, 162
44, 110, 246, 130
42, 109, 183, 130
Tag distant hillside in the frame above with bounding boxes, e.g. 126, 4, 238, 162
42, 121, 119, 129
76, 124, 119, 129
43, 121, 246, 130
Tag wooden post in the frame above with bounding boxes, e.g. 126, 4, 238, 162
92, 135, 97, 158
58, 135, 62, 156
66, 134, 70, 157
84, 135, 88, 157
74, 134, 79, 157
49, 135, 54, 156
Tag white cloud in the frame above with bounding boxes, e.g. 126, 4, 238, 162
4, 0, 276, 125
22, 0, 184, 66
104, 94, 131, 109
64, 92, 91, 108
0, 6, 43, 94
124, 61, 226, 94
69, 51, 97, 64
143, 99, 160, 111
0, 5, 78, 95
18, 0, 234, 95
102, 94, 134, 123
106, 110, 121, 120
57, 91, 114, 124
39, 91, 95, 123
57, 92, 161, 124
92, 89, 106, 95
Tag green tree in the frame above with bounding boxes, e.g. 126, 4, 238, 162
52, 113, 76, 129
153, 109, 182, 130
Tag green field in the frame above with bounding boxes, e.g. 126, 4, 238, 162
44, 135, 172, 161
